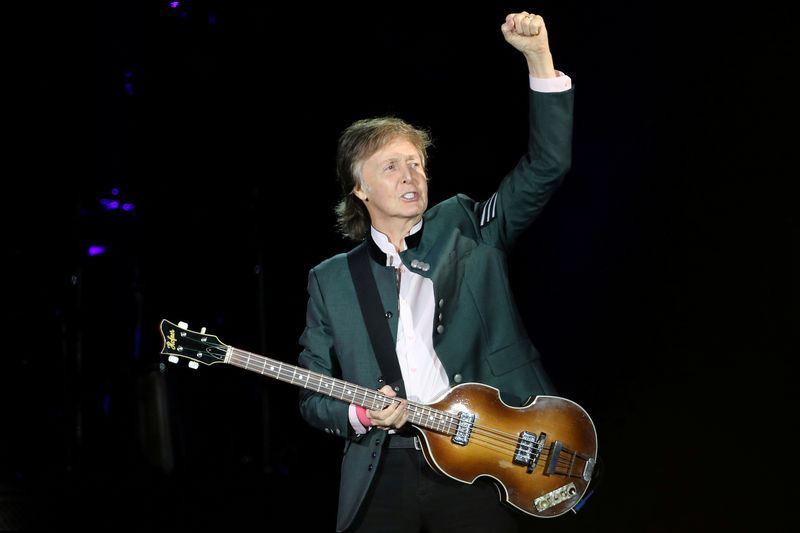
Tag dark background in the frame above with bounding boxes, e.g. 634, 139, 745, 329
3, 2, 789, 531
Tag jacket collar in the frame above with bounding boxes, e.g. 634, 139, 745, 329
366, 220, 424, 265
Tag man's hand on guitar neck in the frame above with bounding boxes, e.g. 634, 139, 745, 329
367, 385, 409, 430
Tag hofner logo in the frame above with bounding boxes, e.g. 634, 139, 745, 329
166, 329, 177, 350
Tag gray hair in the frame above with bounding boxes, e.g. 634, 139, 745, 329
334, 117, 432, 241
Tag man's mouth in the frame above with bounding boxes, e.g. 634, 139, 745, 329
401, 192, 418, 200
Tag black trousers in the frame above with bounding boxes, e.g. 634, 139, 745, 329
349, 444, 521, 533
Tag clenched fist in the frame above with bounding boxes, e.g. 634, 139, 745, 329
501, 12, 556, 78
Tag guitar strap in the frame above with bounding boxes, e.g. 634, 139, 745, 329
346, 243, 405, 396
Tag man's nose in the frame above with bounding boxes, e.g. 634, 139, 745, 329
401, 166, 421, 183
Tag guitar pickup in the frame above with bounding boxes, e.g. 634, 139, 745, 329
451, 412, 475, 446
514, 431, 546, 473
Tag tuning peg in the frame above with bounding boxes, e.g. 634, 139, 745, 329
188, 361, 199, 370
168, 355, 179, 364
200, 327, 207, 334
178, 321, 189, 330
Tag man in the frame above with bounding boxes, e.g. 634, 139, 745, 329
298, 12, 573, 532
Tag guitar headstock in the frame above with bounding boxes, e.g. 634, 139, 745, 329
159, 319, 229, 369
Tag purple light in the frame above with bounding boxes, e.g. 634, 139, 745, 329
170, 2, 180, 7
100, 198, 119, 210
99, 194, 135, 213
88, 246, 106, 256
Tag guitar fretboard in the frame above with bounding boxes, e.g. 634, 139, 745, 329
226, 348, 459, 434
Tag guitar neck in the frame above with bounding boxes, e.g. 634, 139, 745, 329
226, 347, 458, 434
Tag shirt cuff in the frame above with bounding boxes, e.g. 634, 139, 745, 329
349, 404, 371, 435
529, 71, 572, 93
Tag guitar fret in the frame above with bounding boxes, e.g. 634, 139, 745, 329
358, 387, 366, 407
370, 392, 383, 410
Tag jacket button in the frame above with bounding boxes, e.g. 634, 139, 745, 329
438, 299, 445, 308
454, 373, 463, 383
385, 311, 393, 319
368, 464, 373, 471
436, 325, 444, 334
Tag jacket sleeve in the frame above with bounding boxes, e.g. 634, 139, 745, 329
476, 87, 574, 251
296, 267, 354, 440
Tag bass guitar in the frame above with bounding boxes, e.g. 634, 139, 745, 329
159, 319, 598, 518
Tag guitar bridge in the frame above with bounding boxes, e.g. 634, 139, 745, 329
514, 431, 546, 473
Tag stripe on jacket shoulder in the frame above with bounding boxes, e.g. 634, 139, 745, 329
479, 192, 498, 227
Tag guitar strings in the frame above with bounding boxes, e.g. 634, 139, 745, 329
228, 349, 578, 469
225, 348, 586, 471
466, 434, 578, 474
228, 350, 579, 474
464, 429, 579, 471
184, 341, 581, 471
195, 343, 547, 447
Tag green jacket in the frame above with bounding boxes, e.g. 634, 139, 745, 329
298, 87, 574, 531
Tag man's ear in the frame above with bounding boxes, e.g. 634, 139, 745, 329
353, 184, 368, 202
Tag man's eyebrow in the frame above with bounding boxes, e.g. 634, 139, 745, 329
379, 154, 419, 164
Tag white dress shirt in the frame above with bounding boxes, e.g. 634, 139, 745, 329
371, 221, 451, 405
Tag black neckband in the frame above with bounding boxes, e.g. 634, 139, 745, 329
365, 222, 424, 265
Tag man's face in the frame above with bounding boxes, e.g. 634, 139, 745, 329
354, 136, 428, 232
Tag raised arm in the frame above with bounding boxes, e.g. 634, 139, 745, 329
474, 12, 573, 250
501, 11, 557, 79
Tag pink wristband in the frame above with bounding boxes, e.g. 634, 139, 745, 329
355, 406, 372, 427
